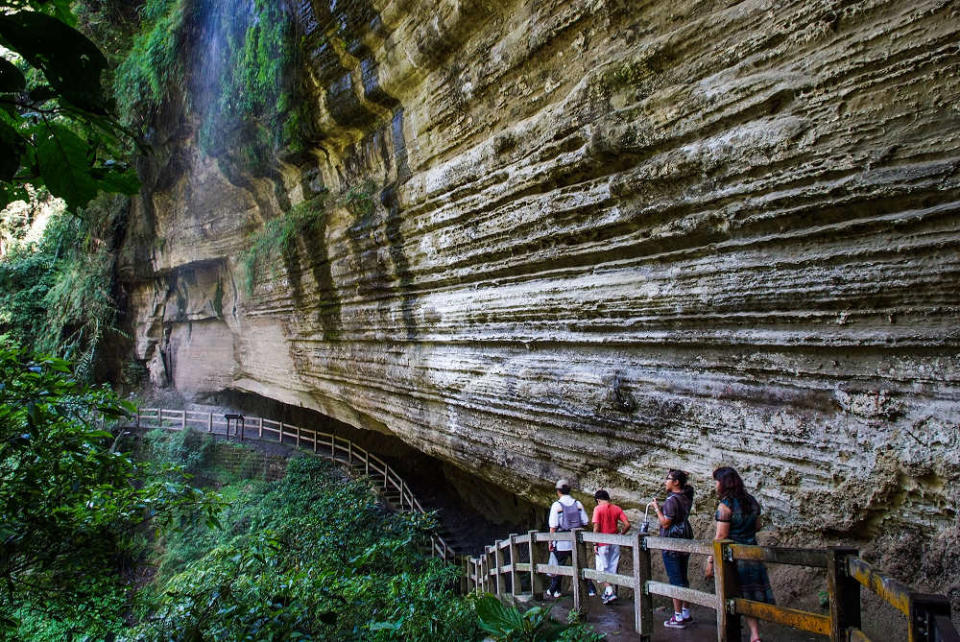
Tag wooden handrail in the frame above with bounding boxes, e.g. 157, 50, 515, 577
136, 407, 457, 561
467, 529, 959, 642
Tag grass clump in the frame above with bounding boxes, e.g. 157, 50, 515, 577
240, 196, 327, 294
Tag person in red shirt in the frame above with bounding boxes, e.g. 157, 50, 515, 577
591, 489, 631, 604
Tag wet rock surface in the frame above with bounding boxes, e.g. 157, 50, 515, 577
119, 0, 960, 602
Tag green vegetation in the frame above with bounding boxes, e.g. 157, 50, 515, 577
113, 0, 187, 127
240, 196, 327, 294
476, 594, 604, 642
0, 0, 139, 211
0, 345, 218, 640
0, 193, 127, 381
127, 455, 481, 641
115, 0, 305, 168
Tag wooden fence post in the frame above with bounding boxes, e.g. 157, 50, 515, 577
633, 531, 653, 640
480, 548, 489, 593
279, 422, 284, 444
529, 530, 546, 598
258, 417, 263, 438
571, 529, 588, 614
494, 541, 506, 597
509, 534, 520, 598
714, 539, 742, 642
207, 412, 213, 433
828, 547, 860, 641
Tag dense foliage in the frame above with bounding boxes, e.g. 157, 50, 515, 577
115, 0, 305, 169
0, 0, 139, 211
0, 194, 127, 381
123, 448, 479, 641
0, 346, 217, 639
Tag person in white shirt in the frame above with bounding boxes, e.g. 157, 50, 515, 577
546, 478, 597, 598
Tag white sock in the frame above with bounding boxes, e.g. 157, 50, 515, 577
681, 607, 690, 619
675, 611, 683, 620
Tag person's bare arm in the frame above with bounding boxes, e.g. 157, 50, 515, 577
619, 513, 630, 534
652, 498, 673, 528
705, 503, 732, 578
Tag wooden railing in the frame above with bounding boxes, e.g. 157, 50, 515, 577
467, 530, 960, 642
134, 408, 455, 561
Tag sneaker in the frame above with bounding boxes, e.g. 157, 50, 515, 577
664, 615, 687, 629
545, 590, 561, 599
587, 587, 597, 597
682, 613, 694, 624
602, 593, 618, 605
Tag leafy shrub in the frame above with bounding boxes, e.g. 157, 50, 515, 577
0, 345, 219, 639
128, 456, 481, 641
0, 193, 127, 381
475, 594, 605, 641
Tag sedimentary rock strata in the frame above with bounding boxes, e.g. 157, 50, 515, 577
119, 0, 960, 591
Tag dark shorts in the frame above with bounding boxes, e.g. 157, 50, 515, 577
662, 551, 690, 588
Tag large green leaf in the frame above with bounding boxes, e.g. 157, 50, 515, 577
0, 12, 108, 114
36, 123, 99, 208
0, 57, 25, 93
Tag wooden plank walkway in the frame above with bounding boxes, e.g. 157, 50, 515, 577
133, 408, 959, 641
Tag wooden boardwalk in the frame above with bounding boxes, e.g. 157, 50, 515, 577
134, 407, 460, 559
134, 407, 958, 642
467, 527, 960, 642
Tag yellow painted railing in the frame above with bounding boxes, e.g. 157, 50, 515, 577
467, 530, 960, 642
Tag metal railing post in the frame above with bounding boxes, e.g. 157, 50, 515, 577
633, 531, 653, 640
208, 412, 213, 433
258, 417, 263, 438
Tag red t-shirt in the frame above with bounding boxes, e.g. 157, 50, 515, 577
592, 502, 627, 546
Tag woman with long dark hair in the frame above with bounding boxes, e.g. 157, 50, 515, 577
652, 469, 695, 629
704, 467, 774, 642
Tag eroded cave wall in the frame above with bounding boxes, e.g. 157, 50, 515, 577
118, 0, 960, 591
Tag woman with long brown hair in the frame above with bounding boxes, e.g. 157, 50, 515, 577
704, 467, 774, 642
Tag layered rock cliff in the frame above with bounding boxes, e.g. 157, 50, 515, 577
118, 0, 960, 592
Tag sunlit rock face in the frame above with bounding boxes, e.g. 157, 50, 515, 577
119, 0, 960, 588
